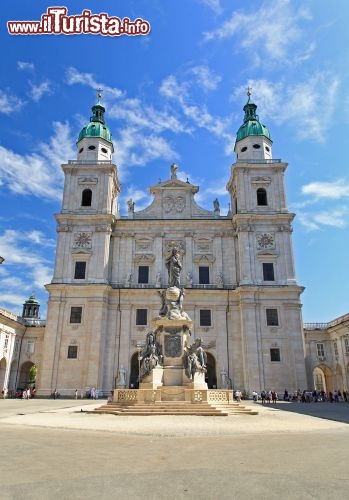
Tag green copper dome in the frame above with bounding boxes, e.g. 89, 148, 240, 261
236, 96, 271, 143
25, 294, 39, 305
77, 94, 112, 143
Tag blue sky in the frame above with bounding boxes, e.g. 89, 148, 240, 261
0, 0, 349, 322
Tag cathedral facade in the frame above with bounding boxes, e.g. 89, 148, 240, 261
35, 94, 307, 396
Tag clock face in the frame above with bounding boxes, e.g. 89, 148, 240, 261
74, 232, 92, 248
256, 232, 274, 250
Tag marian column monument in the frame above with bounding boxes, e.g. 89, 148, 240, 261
137, 247, 208, 392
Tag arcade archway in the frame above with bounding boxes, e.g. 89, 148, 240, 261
18, 361, 35, 389
313, 364, 334, 393
0, 357, 6, 390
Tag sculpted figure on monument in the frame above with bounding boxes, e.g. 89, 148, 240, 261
139, 331, 163, 380
183, 338, 207, 381
166, 247, 182, 288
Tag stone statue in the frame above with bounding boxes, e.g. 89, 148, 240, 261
125, 271, 133, 286
183, 338, 207, 381
127, 198, 135, 212
216, 272, 224, 286
155, 271, 161, 287
116, 365, 127, 386
139, 331, 163, 380
170, 163, 178, 179
213, 198, 220, 211
186, 271, 193, 286
158, 289, 168, 316
220, 367, 229, 389
166, 248, 182, 288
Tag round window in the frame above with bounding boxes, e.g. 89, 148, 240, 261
101, 147, 108, 154
253, 144, 261, 149
265, 146, 270, 152
88, 145, 96, 150
241, 146, 248, 152
79, 147, 84, 154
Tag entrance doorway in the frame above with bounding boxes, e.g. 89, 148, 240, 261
129, 352, 139, 388
205, 353, 217, 389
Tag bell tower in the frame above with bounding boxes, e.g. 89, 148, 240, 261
226, 90, 307, 393
52, 92, 120, 285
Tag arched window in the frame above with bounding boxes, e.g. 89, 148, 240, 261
257, 188, 267, 206
81, 189, 92, 207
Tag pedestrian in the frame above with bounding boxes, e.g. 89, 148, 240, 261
75, 389, 78, 400
271, 390, 277, 404
261, 390, 266, 404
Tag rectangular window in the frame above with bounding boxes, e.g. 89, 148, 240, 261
263, 263, 275, 281
199, 266, 210, 284
74, 261, 86, 279
14, 339, 19, 353
136, 308, 148, 325
345, 338, 349, 355
316, 343, 325, 358
68, 345, 78, 359
266, 308, 279, 326
333, 341, 339, 358
270, 348, 281, 362
70, 306, 82, 324
27, 340, 35, 354
4, 335, 9, 349
200, 309, 212, 326
138, 266, 149, 284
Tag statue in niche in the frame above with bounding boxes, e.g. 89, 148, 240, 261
155, 271, 161, 287
165, 247, 182, 288
139, 331, 163, 380
183, 338, 207, 381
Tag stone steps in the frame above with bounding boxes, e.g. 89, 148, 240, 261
91, 401, 257, 417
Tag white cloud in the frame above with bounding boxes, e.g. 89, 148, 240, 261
0, 89, 25, 114
0, 228, 52, 315
204, 0, 313, 65
121, 185, 152, 213
0, 122, 74, 200
297, 207, 348, 231
17, 61, 35, 71
29, 80, 52, 102
301, 180, 349, 199
160, 75, 234, 154
233, 74, 340, 143
115, 127, 179, 178
190, 65, 222, 92
198, 0, 222, 14
66, 67, 124, 100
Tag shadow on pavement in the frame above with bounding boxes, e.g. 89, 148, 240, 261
259, 401, 349, 424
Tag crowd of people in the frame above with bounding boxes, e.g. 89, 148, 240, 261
1, 386, 37, 399
235, 388, 348, 404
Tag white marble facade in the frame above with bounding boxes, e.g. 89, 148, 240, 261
37, 98, 307, 396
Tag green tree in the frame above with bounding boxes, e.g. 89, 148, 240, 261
28, 364, 37, 384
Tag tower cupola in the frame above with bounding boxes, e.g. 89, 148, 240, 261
234, 89, 273, 161
22, 294, 40, 320
76, 90, 114, 162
